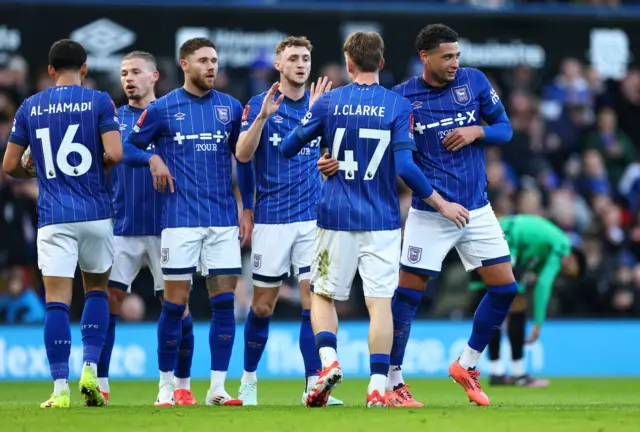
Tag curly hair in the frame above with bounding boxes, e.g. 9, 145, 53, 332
415, 24, 459, 53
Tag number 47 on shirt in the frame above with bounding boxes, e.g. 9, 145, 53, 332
331, 127, 390, 181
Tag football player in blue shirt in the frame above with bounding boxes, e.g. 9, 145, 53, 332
321, 24, 516, 407
281, 31, 468, 408
2, 39, 122, 408
122, 37, 255, 407
234, 36, 342, 406
96, 51, 196, 406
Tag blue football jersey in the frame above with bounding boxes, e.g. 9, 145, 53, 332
124, 88, 243, 229
241, 90, 321, 224
392, 68, 506, 212
293, 83, 415, 231
111, 104, 162, 236
8, 85, 119, 228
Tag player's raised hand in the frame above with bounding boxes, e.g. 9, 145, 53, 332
149, 155, 175, 193
239, 209, 254, 247
258, 82, 285, 120
442, 126, 484, 152
309, 76, 332, 109
317, 153, 339, 177
438, 201, 470, 229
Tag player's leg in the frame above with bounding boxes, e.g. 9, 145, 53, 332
388, 208, 460, 406
450, 205, 516, 406
507, 294, 549, 387
145, 236, 197, 404
202, 226, 243, 406
157, 228, 201, 406
97, 236, 144, 401
77, 219, 116, 407
306, 228, 358, 408
37, 223, 76, 408
238, 224, 289, 405
358, 229, 402, 408
293, 221, 342, 406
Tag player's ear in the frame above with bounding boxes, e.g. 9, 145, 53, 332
80, 63, 88, 77
179, 58, 188, 73
152, 70, 160, 83
419, 50, 428, 65
274, 60, 281, 73
379, 58, 385, 72
47, 65, 55, 78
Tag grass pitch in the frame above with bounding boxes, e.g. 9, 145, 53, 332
1, 378, 639, 431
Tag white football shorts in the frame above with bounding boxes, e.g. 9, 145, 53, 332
108, 235, 163, 293
251, 220, 316, 288
310, 227, 401, 301
161, 226, 242, 281
400, 204, 511, 277
37, 218, 114, 278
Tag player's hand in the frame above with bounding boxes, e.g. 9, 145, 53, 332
525, 324, 541, 344
239, 209, 254, 247
309, 76, 332, 109
438, 201, 470, 229
442, 126, 484, 152
317, 153, 339, 177
258, 82, 285, 120
149, 155, 175, 193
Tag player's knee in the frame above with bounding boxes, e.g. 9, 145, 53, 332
486, 281, 518, 298
398, 269, 430, 291
251, 302, 275, 318
107, 287, 126, 313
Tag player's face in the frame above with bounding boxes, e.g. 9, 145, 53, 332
183, 47, 218, 91
121, 58, 158, 101
425, 42, 460, 84
276, 46, 311, 87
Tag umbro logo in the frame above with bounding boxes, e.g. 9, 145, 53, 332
174, 112, 186, 120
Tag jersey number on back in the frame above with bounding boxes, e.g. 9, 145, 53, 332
36, 125, 93, 179
331, 127, 390, 181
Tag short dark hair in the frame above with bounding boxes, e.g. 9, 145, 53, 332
179, 38, 216, 60
343, 31, 384, 73
415, 24, 459, 53
122, 51, 157, 70
49, 39, 87, 71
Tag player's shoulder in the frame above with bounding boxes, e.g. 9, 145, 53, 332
457, 67, 489, 85
213, 89, 242, 109
391, 76, 418, 94
247, 91, 268, 106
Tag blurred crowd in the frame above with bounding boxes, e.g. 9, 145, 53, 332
1, 30, 639, 324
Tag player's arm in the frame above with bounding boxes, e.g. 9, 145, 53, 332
98, 94, 123, 167
280, 93, 328, 159
442, 71, 512, 151
392, 100, 470, 229
531, 251, 563, 327
236, 86, 284, 163
476, 71, 512, 145
2, 104, 32, 178
123, 104, 174, 192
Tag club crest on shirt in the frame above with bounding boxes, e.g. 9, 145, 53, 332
215, 105, 230, 124
452, 85, 470, 106
253, 253, 262, 270
161, 248, 169, 265
407, 246, 422, 264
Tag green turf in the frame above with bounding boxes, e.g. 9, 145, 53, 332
1, 379, 639, 431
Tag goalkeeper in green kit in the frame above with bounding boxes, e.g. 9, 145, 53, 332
469, 214, 586, 387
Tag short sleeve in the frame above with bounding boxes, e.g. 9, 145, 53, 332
474, 70, 505, 123
97, 92, 121, 135
8, 102, 30, 147
391, 97, 417, 152
240, 95, 263, 133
